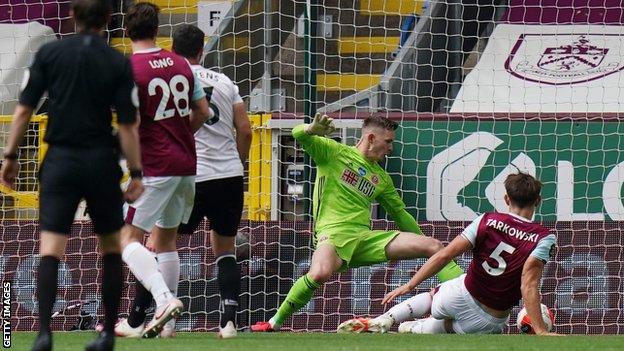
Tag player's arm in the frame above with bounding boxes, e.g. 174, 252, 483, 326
379, 180, 465, 282
382, 232, 472, 305
233, 101, 251, 163
521, 234, 559, 336
292, 113, 339, 165
117, 116, 144, 202
1, 104, 34, 188
378, 182, 422, 235
189, 75, 211, 132
114, 59, 144, 202
1, 49, 47, 187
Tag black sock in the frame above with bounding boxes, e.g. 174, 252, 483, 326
102, 254, 123, 333
127, 278, 152, 328
38, 256, 59, 333
217, 255, 240, 328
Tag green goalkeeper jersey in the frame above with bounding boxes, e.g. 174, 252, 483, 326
292, 124, 421, 235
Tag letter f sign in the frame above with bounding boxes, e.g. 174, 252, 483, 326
209, 11, 221, 27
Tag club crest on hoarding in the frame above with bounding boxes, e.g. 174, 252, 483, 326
505, 34, 624, 85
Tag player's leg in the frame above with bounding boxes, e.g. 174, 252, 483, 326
271, 243, 342, 330
122, 192, 206, 336
120, 177, 183, 337
396, 275, 506, 334
252, 242, 344, 332
149, 225, 180, 338
397, 318, 451, 334
122, 276, 152, 336
367, 272, 462, 333
337, 230, 415, 333
377, 291, 435, 329
33, 149, 81, 351
212, 231, 238, 337
339, 232, 463, 333
140, 175, 195, 338
397, 283, 456, 334
82, 148, 126, 350
385, 232, 464, 282
338, 288, 436, 333
337, 230, 456, 333
384, 231, 442, 258
121, 223, 176, 309
32, 232, 69, 351
85, 232, 123, 351
428, 275, 507, 334
113, 233, 154, 337
204, 177, 244, 338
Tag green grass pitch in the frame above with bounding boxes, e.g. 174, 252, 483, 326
9, 332, 624, 351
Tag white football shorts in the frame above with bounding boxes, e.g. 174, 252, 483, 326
431, 274, 509, 334
124, 175, 195, 231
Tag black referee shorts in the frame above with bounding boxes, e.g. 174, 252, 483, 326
39, 146, 124, 235
178, 176, 244, 236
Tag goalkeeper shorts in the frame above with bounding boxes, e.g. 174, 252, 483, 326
316, 228, 401, 270
431, 274, 509, 334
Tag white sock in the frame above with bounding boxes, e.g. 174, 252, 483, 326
157, 251, 180, 297
382, 292, 432, 324
408, 317, 448, 334
268, 316, 281, 330
122, 242, 173, 307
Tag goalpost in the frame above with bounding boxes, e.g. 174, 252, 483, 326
1, 0, 624, 335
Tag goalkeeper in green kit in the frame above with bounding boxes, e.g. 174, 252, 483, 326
251, 114, 463, 333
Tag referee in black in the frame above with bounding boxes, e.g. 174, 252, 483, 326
0, 1, 144, 350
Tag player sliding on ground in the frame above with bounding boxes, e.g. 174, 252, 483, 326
339, 173, 560, 336
251, 114, 464, 332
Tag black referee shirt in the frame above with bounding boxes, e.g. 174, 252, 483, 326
19, 33, 137, 148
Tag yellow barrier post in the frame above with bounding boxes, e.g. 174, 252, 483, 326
0, 114, 47, 217
247, 113, 272, 220
259, 114, 272, 220
248, 114, 262, 220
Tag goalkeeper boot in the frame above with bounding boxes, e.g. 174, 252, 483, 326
85, 331, 114, 351
159, 319, 177, 338
337, 316, 392, 334
142, 298, 184, 338
250, 321, 275, 332
114, 318, 144, 338
31, 332, 52, 351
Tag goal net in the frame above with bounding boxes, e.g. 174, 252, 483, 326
1, 0, 624, 335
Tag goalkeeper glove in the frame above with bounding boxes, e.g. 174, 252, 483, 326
305, 113, 336, 136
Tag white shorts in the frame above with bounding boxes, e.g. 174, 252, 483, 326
124, 176, 195, 231
431, 274, 509, 334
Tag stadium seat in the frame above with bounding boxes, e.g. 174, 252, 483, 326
145, 0, 198, 14
109, 36, 249, 55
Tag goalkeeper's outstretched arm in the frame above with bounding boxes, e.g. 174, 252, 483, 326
379, 186, 464, 282
377, 178, 422, 233
292, 114, 340, 165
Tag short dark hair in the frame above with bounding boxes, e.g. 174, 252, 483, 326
362, 115, 398, 131
504, 173, 542, 208
125, 2, 160, 41
172, 25, 205, 59
71, 0, 111, 30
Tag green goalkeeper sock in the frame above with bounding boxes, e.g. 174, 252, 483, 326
271, 274, 320, 328
435, 259, 464, 282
